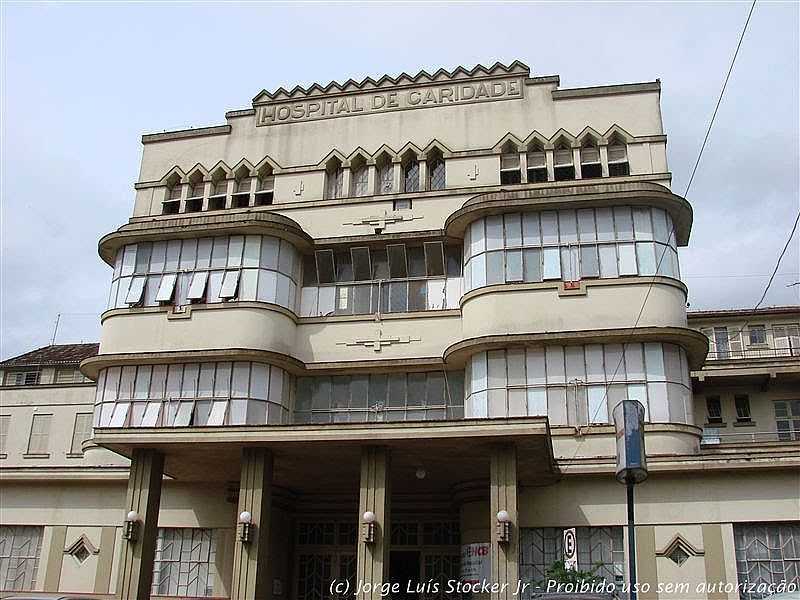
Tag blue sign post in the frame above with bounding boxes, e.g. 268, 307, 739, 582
613, 400, 648, 600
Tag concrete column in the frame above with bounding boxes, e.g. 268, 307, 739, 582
490, 445, 518, 600
519, 152, 529, 184
419, 160, 428, 191
392, 162, 402, 193
231, 447, 273, 600
545, 149, 555, 182
572, 147, 583, 179
599, 144, 610, 177
116, 448, 164, 600
367, 165, 377, 197
342, 168, 352, 198
356, 446, 391, 600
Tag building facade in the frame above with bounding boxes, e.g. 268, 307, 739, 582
1, 61, 798, 600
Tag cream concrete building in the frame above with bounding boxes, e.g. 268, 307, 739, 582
1, 61, 798, 600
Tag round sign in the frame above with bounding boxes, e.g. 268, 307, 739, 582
564, 529, 576, 559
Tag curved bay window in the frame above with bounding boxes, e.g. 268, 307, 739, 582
94, 361, 293, 428
463, 206, 679, 292
466, 342, 692, 425
107, 235, 300, 311
300, 242, 463, 317
295, 371, 464, 423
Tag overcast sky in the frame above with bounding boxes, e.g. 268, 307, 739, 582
2, 2, 798, 360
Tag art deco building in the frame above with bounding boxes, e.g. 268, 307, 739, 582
1, 61, 798, 600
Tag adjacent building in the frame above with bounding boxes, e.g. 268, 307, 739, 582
1, 61, 798, 600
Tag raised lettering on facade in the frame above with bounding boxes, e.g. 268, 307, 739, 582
256, 78, 523, 126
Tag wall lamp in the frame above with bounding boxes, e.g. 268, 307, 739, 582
122, 511, 139, 542
361, 511, 376, 544
496, 510, 512, 544
238, 511, 253, 544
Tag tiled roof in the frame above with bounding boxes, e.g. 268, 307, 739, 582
0, 343, 100, 368
687, 305, 800, 319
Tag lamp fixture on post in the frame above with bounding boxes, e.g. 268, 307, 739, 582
361, 511, 376, 544
613, 399, 649, 600
122, 511, 139, 542
238, 511, 253, 544
496, 510, 512, 544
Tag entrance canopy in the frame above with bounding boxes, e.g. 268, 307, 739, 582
91, 417, 556, 494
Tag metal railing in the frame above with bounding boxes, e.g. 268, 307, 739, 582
701, 428, 799, 444
705, 347, 800, 361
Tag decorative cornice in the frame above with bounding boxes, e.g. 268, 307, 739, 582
252, 60, 531, 105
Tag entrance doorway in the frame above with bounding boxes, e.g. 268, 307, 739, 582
390, 550, 421, 600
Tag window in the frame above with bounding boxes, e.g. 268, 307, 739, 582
393, 198, 412, 211
748, 325, 766, 345
500, 145, 521, 184
774, 400, 800, 441
713, 327, 730, 359
232, 170, 252, 208
774, 324, 800, 356
733, 523, 800, 600
553, 140, 575, 181
186, 173, 205, 213
428, 154, 446, 190
0, 526, 44, 591
350, 161, 369, 197
402, 155, 420, 192
70, 413, 93, 454
526, 143, 548, 183
376, 155, 394, 194
0, 415, 9, 454
152, 528, 219, 598
255, 172, 274, 206
325, 160, 344, 199
56, 368, 86, 384
705, 396, 722, 424
208, 176, 227, 210
580, 139, 602, 179
607, 137, 630, 177
27, 414, 52, 454
5, 370, 39, 386
734, 394, 751, 423
163, 177, 182, 215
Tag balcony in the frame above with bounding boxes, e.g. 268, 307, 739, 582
701, 427, 800, 445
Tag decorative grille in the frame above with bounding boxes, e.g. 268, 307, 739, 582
734, 522, 800, 599
297, 554, 333, 600
519, 527, 624, 597
423, 554, 461, 600
151, 528, 217, 597
0, 525, 43, 591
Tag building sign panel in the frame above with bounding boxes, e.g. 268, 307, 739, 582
256, 78, 524, 126
563, 528, 578, 571
461, 542, 490, 584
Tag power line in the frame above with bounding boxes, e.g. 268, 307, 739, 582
684, 0, 757, 197
562, 0, 760, 472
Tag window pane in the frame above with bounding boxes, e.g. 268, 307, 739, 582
504, 214, 522, 247
596, 208, 614, 241
469, 220, 486, 257
633, 207, 654, 240
179, 239, 197, 270
636, 242, 657, 276
540, 211, 558, 245
351, 247, 372, 281
506, 250, 523, 282
545, 346, 565, 384
614, 207, 633, 240
210, 237, 227, 269
599, 245, 618, 278
261, 237, 280, 270
522, 212, 541, 245
577, 209, 596, 242
580, 245, 599, 278
486, 251, 504, 284
424, 242, 445, 276
618, 243, 638, 275
542, 248, 561, 280
486, 216, 503, 250
559, 210, 578, 243
523, 248, 542, 282
315, 250, 336, 284
407, 246, 426, 277
388, 245, 408, 278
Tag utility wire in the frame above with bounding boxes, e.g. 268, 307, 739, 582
684, 0, 757, 197
561, 0, 760, 471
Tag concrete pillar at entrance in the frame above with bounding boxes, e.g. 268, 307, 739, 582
116, 448, 164, 600
356, 446, 391, 600
490, 445, 518, 600
231, 447, 273, 600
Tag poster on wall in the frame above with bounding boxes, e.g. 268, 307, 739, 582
461, 543, 490, 584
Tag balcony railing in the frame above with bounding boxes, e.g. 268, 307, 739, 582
701, 428, 799, 444
705, 347, 800, 361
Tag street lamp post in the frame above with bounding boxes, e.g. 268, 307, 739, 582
613, 400, 649, 600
